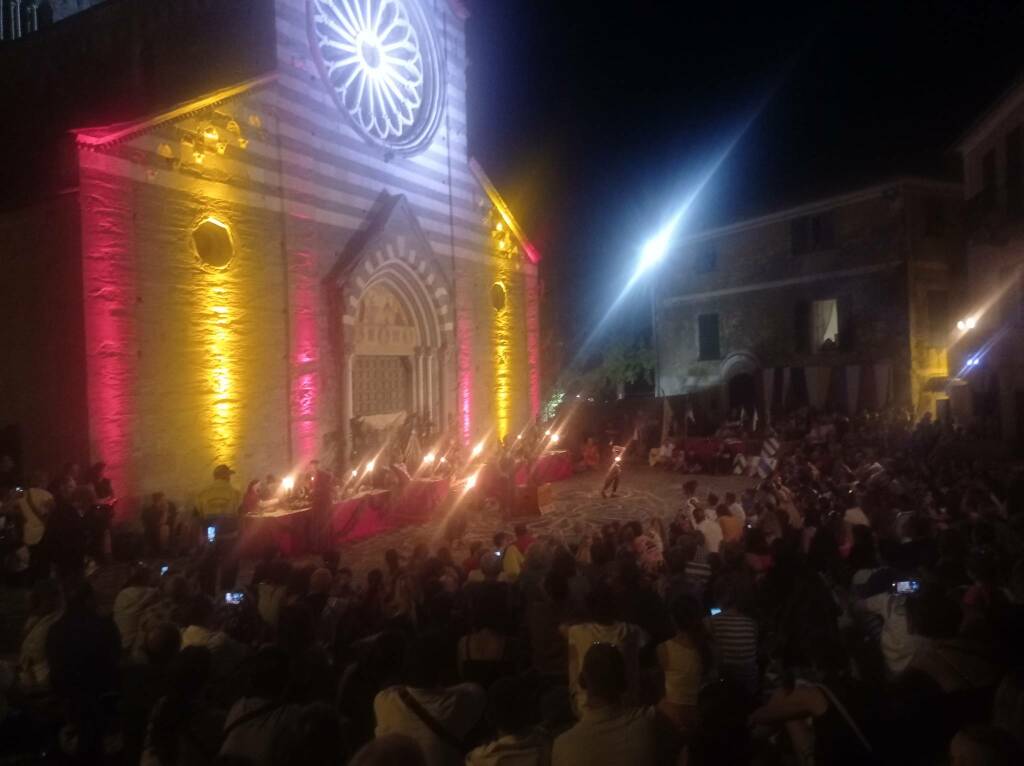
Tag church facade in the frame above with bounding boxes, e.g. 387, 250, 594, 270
0, 0, 541, 510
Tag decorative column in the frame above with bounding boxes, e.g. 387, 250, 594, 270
340, 342, 355, 470
425, 347, 436, 427
413, 347, 425, 416
438, 343, 451, 435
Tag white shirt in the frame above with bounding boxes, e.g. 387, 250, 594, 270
374, 684, 485, 766
859, 592, 920, 676
467, 732, 550, 766
728, 502, 746, 526
697, 518, 723, 553
113, 586, 158, 649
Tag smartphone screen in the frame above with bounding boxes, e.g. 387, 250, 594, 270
206, 525, 216, 543
709, 607, 722, 616
160, 565, 169, 576
224, 591, 244, 605
894, 579, 920, 595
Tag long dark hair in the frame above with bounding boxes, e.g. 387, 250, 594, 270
149, 646, 211, 764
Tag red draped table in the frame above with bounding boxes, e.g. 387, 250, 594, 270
330, 489, 392, 543
240, 505, 312, 557
516, 450, 574, 485
392, 477, 451, 524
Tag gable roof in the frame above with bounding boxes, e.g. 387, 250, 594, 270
73, 75, 275, 149
469, 158, 540, 263
956, 75, 1024, 154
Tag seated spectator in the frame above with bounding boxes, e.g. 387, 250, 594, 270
852, 567, 921, 678
220, 646, 301, 766
349, 733, 427, 766
141, 646, 224, 766
374, 634, 485, 766
657, 595, 709, 736
717, 504, 743, 544
269, 702, 348, 766
948, 724, 1022, 766
121, 623, 183, 763
133, 574, 192, 657
114, 563, 161, 649
551, 643, 658, 766
705, 576, 759, 697
16, 578, 62, 694
458, 588, 523, 688
467, 676, 550, 766
257, 561, 293, 633
526, 571, 575, 680
564, 582, 647, 711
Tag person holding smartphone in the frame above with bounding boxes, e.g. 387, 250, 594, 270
194, 464, 242, 596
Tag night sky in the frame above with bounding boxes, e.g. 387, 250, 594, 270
464, 0, 1024, 347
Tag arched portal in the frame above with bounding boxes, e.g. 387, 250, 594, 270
325, 194, 454, 468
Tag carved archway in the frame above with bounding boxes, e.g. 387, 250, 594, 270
325, 194, 453, 466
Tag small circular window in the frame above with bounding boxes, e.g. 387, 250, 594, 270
490, 281, 507, 311
192, 217, 234, 271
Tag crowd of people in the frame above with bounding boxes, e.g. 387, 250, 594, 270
0, 407, 1022, 765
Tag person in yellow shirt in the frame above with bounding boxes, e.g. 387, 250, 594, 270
195, 464, 242, 595
717, 504, 744, 544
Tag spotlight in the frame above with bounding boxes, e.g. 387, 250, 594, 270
422, 451, 436, 464
366, 459, 376, 472
466, 473, 478, 489
966, 316, 977, 329
550, 433, 560, 444
471, 442, 484, 458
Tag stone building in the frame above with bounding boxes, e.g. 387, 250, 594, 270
0, 0, 541, 510
653, 179, 964, 427
955, 79, 1024, 446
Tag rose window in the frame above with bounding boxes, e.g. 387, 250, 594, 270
308, 0, 444, 155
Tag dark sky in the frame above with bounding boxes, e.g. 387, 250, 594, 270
464, 0, 1024, 344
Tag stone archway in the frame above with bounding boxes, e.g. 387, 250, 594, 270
325, 194, 454, 466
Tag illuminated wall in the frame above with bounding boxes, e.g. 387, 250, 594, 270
80, 162, 138, 515
524, 269, 541, 418
492, 270, 513, 440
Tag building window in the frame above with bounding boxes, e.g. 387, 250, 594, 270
1007, 126, 1023, 215
791, 212, 836, 255
811, 299, 839, 352
192, 216, 234, 271
697, 313, 720, 360
490, 281, 507, 312
926, 289, 950, 345
696, 244, 717, 273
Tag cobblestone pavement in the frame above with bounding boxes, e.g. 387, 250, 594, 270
324, 466, 753, 578
0, 467, 753, 653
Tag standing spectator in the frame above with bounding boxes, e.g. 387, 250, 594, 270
552, 643, 658, 766
195, 464, 242, 595
374, 635, 485, 766
86, 461, 114, 501
43, 475, 87, 578
11, 471, 53, 581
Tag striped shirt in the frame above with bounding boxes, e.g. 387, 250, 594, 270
706, 609, 758, 669
684, 561, 712, 597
